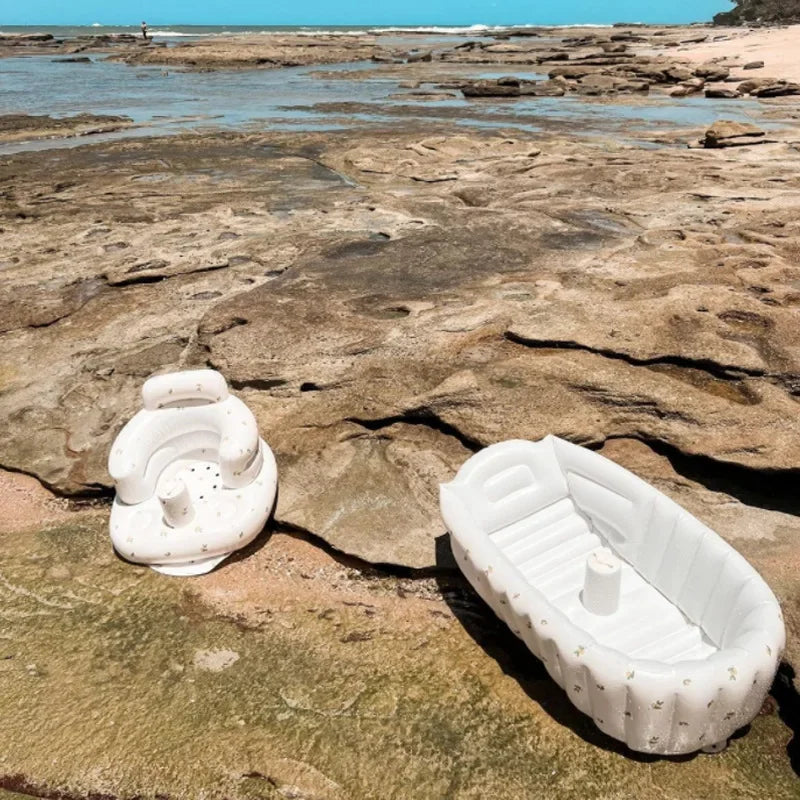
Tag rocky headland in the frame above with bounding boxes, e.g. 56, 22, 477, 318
1, 22, 800, 800
714, 0, 800, 25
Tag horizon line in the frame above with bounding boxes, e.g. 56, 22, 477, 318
0, 20, 714, 26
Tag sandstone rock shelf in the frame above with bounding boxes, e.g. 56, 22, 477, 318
3, 126, 800, 568
2, 25, 800, 797
0, 113, 133, 145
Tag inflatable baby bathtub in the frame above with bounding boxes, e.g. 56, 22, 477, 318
109, 369, 277, 576
440, 436, 784, 755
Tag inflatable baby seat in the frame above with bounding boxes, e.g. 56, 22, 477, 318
108, 369, 278, 576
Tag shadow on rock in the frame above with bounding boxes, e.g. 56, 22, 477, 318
771, 661, 800, 776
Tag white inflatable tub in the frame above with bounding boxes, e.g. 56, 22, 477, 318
440, 436, 784, 755
109, 369, 278, 576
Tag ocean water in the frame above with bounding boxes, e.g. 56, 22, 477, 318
0, 24, 611, 38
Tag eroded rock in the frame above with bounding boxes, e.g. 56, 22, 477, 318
3, 127, 800, 577
3, 34, 800, 796
703, 120, 768, 148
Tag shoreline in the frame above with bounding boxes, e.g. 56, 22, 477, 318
2, 23, 798, 93
670, 24, 800, 82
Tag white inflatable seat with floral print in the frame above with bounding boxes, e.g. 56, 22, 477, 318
108, 369, 277, 576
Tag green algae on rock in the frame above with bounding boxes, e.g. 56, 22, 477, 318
0, 511, 797, 799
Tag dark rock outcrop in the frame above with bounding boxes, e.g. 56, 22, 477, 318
714, 0, 800, 25
704, 87, 739, 98
702, 119, 768, 147
460, 79, 521, 97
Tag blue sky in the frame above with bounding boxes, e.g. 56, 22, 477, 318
3, 1, 732, 26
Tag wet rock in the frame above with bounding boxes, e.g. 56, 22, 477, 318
461, 79, 520, 98
1, 32, 54, 42
548, 64, 604, 80
389, 91, 457, 101
743, 60, 765, 70
695, 63, 731, 81
704, 87, 739, 98
703, 120, 768, 148
0, 112, 132, 143
0, 512, 796, 800
406, 49, 432, 63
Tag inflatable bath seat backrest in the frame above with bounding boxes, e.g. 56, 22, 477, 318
109, 369, 262, 505
445, 438, 569, 535
443, 435, 784, 667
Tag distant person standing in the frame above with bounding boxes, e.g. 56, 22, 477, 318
141, 21, 148, 40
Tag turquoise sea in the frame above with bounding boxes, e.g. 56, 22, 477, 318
0, 23, 576, 38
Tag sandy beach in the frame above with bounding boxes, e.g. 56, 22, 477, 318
1, 20, 800, 800
676, 24, 800, 82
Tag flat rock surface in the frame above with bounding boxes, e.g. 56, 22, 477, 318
0, 113, 133, 144
2, 127, 800, 568
0, 469, 797, 800
114, 33, 393, 69
703, 119, 766, 146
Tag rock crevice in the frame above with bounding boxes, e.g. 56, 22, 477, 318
345, 409, 484, 453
